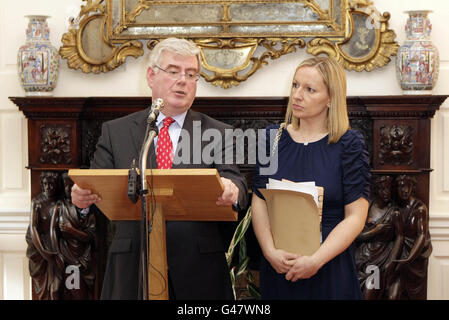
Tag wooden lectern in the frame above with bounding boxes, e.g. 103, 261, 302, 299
68, 168, 237, 300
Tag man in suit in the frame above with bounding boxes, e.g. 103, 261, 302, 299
71, 38, 248, 299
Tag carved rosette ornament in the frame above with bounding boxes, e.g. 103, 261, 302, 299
60, 0, 399, 88
40, 125, 72, 165
379, 125, 414, 166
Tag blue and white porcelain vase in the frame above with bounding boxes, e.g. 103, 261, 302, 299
396, 11, 439, 94
17, 15, 59, 96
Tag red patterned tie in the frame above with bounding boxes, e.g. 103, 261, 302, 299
157, 117, 175, 169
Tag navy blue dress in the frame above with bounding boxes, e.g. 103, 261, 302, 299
253, 125, 371, 300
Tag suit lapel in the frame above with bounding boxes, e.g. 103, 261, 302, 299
131, 107, 157, 168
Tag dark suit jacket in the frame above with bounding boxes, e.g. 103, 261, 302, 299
91, 108, 248, 299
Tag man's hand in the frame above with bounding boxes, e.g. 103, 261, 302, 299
216, 177, 239, 207
71, 183, 101, 209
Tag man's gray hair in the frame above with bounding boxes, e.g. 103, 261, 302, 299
147, 38, 202, 73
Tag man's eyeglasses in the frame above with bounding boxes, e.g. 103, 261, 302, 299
155, 66, 200, 82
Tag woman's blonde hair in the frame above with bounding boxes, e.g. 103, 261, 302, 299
284, 56, 350, 143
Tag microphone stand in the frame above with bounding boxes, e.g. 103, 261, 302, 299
138, 122, 158, 300
128, 98, 163, 300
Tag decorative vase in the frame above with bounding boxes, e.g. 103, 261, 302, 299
17, 15, 59, 96
396, 10, 439, 95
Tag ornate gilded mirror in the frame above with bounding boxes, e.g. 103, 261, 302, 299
60, 0, 399, 88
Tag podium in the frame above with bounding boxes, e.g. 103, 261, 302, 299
68, 168, 237, 300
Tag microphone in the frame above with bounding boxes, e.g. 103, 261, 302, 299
147, 98, 164, 124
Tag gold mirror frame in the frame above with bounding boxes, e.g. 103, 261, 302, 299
60, 0, 399, 88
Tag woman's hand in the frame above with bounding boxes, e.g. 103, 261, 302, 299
264, 248, 299, 274
284, 255, 322, 281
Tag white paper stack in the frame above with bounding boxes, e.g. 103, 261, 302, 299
266, 178, 320, 207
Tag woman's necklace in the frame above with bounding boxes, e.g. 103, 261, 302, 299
291, 129, 327, 145
287, 124, 328, 145
302, 133, 327, 145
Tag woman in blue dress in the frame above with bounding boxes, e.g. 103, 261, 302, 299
252, 56, 371, 299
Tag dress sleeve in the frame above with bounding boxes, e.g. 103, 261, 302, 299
252, 125, 279, 200
341, 130, 371, 205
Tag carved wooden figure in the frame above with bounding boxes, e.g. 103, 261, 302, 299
50, 173, 96, 299
26, 171, 63, 299
389, 175, 432, 300
356, 175, 403, 299
356, 174, 433, 300
26, 171, 96, 299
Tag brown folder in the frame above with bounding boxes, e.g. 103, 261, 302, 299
260, 188, 321, 256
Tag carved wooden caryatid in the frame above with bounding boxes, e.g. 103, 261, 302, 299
26, 171, 96, 299
26, 172, 63, 299
390, 175, 432, 300
51, 173, 96, 299
355, 175, 403, 299
356, 174, 432, 300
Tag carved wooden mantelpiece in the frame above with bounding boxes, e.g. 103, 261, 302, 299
10, 95, 447, 299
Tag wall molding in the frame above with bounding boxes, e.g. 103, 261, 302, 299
443, 113, 449, 192
429, 214, 449, 242
0, 211, 29, 235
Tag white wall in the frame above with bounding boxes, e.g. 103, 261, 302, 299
0, 0, 448, 299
